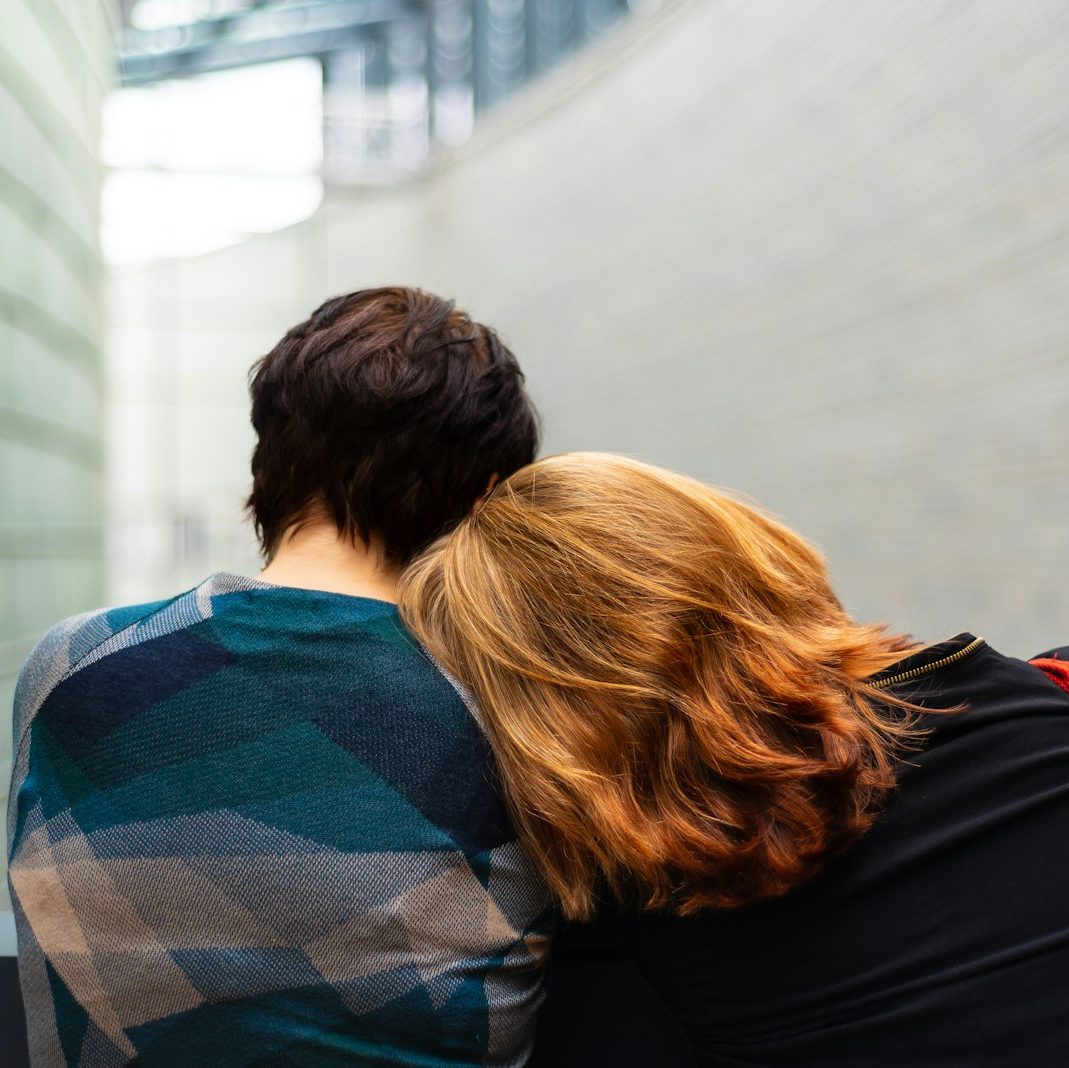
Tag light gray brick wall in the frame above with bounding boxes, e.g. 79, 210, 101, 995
109, 0, 1069, 659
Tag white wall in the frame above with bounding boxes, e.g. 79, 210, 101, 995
108, 0, 1069, 657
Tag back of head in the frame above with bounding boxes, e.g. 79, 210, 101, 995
247, 286, 539, 566
399, 453, 919, 920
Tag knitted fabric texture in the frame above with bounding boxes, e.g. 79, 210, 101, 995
7, 573, 549, 1067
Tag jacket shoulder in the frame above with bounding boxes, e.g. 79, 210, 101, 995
1031, 645, 1069, 661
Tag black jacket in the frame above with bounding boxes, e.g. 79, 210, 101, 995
534, 636, 1069, 1067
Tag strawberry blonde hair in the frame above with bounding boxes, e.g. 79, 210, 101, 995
398, 453, 922, 920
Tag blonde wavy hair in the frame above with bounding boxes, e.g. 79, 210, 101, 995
399, 453, 922, 920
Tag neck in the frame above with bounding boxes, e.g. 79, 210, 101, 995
257, 518, 399, 603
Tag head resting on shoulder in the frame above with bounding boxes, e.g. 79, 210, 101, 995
399, 452, 921, 920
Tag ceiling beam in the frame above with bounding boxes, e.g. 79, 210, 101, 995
119, 0, 418, 85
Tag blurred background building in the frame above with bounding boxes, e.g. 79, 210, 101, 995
3, 0, 1069, 1031
104, 0, 1069, 651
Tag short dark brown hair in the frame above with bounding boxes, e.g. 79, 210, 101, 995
246, 286, 539, 566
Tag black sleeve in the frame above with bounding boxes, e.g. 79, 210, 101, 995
1031, 645, 1069, 660
531, 918, 699, 1068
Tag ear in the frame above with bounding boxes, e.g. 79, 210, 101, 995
472, 473, 500, 514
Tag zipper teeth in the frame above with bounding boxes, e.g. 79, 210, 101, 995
870, 636, 986, 690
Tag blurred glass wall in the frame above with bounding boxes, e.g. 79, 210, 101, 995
0, 1, 117, 945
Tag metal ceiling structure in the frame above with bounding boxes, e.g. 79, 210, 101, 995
119, 2, 412, 86
118, 1, 635, 156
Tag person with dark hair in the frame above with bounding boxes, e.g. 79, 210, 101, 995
7, 287, 549, 1067
246, 287, 538, 571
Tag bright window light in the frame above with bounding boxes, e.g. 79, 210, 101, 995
129, 0, 213, 31
102, 58, 324, 264
129, 0, 256, 31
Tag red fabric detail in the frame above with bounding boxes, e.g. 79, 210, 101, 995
1030, 657, 1069, 694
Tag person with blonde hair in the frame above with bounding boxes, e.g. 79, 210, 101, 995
399, 452, 1069, 1066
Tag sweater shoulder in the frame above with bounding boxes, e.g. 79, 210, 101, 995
11, 591, 195, 751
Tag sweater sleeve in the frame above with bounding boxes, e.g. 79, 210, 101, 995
7, 597, 176, 851
8, 610, 111, 851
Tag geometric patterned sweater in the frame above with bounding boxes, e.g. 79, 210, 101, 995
7, 572, 550, 1067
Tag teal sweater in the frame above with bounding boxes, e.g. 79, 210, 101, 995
8, 572, 550, 1066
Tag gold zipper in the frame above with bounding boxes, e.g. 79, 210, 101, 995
870, 636, 986, 690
